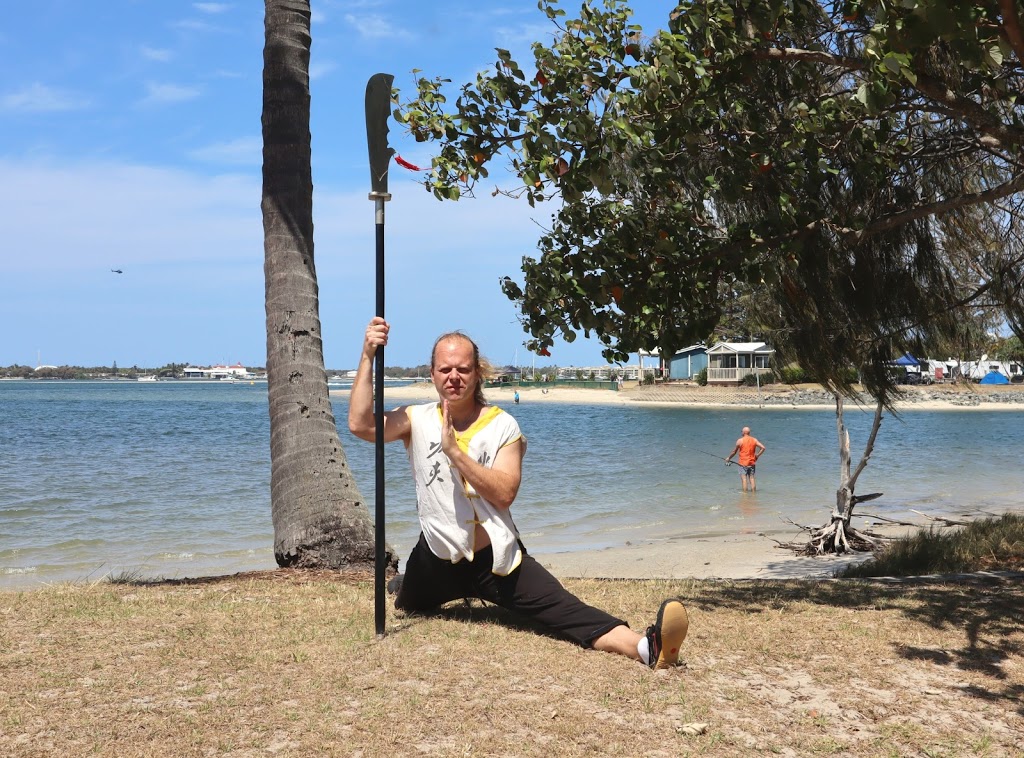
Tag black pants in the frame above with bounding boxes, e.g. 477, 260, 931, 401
396, 533, 627, 648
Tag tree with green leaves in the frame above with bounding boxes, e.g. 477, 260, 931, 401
995, 334, 1024, 363
399, 0, 1023, 398
397, 0, 1024, 552
262, 0, 396, 571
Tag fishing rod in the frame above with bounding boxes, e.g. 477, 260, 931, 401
679, 443, 739, 466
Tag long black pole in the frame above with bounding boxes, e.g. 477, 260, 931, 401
373, 198, 386, 637
365, 71, 394, 639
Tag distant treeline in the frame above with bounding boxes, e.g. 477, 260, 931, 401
1, 363, 198, 380
2, 362, 564, 380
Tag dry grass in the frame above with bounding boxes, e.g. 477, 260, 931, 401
2, 570, 1022, 757
841, 514, 1024, 578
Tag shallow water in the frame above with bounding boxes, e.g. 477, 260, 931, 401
1, 381, 1020, 588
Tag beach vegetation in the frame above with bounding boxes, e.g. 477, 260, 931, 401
838, 513, 1024, 578
261, 1, 395, 572
396, 0, 1024, 410
695, 367, 707, 386
995, 335, 1024, 363
779, 365, 812, 385
740, 371, 775, 386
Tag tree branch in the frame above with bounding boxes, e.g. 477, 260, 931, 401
998, 0, 1024, 66
843, 172, 1024, 243
753, 45, 1024, 149
752, 47, 864, 70
909, 70, 1024, 149
848, 399, 884, 491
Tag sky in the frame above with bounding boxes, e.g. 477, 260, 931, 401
1, 0, 667, 371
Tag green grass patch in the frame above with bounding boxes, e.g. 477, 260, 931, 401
840, 513, 1024, 578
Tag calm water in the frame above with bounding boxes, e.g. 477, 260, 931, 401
1, 381, 1021, 588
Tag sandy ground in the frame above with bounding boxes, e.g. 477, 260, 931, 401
528, 523, 937, 580
330, 381, 1024, 580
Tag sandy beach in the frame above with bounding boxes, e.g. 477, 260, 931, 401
532, 529, 904, 580
330, 381, 1024, 581
341, 379, 1024, 412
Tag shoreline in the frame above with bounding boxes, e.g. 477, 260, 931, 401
533, 522, 929, 581
4, 511, 1015, 591
4, 382, 1017, 593
0, 523, 923, 590
333, 381, 1024, 411
322, 380, 1024, 583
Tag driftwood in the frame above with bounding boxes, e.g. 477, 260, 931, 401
857, 512, 917, 527
782, 393, 979, 557
909, 509, 971, 527
779, 519, 888, 555
784, 394, 889, 556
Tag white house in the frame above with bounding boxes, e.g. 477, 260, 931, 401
705, 342, 775, 385
182, 363, 250, 379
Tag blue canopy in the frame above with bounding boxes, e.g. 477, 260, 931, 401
892, 353, 920, 366
979, 371, 1009, 385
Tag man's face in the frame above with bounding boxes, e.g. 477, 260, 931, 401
431, 338, 478, 403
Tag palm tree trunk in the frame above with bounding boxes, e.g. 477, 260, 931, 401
262, 0, 394, 570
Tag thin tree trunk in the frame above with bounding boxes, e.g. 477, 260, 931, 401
835, 394, 853, 521
262, 0, 394, 570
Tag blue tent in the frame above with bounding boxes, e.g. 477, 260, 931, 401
893, 353, 920, 367
979, 370, 1009, 385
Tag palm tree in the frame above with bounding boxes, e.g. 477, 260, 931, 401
262, 0, 394, 571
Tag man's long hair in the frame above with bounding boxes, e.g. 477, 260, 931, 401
430, 331, 494, 406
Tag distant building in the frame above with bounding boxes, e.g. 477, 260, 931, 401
495, 365, 522, 383
554, 364, 653, 381
705, 342, 774, 385
182, 363, 250, 379
667, 345, 708, 380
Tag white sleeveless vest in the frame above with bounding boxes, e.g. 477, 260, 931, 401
405, 402, 525, 575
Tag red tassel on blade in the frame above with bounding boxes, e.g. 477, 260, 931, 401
394, 154, 423, 171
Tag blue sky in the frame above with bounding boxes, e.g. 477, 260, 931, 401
1, 1, 665, 370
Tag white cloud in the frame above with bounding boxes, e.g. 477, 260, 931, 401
1, 83, 90, 113
140, 45, 173, 62
194, 2, 231, 13
493, 22, 558, 48
139, 81, 201, 106
0, 159, 260, 274
0, 156, 574, 368
171, 19, 215, 32
344, 13, 413, 40
187, 136, 261, 166
310, 7, 327, 24
309, 61, 336, 81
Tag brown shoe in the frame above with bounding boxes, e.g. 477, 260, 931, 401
645, 598, 689, 669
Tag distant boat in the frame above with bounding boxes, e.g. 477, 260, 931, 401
137, 375, 158, 382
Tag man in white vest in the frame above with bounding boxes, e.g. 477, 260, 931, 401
349, 317, 689, 668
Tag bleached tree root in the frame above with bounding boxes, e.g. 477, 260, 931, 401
780, 517, 891, 556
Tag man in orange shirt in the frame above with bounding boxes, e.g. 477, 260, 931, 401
726, 426, 766, 492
